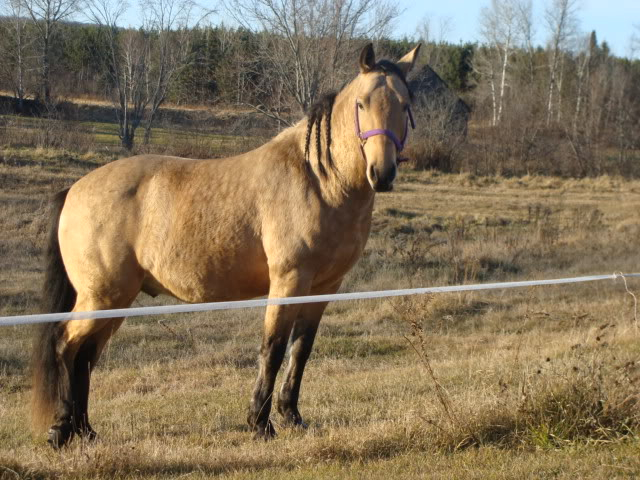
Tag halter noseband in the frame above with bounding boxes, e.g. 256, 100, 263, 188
355, 100, 416, 163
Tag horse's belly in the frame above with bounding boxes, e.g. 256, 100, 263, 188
142, 240, 270, 304
198, 254, 271, 302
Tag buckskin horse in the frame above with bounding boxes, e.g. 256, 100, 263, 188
31, 43, 421, 447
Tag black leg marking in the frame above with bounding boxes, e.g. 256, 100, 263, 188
71, 342, 97, 439
277, 320, 321, 428
48, 350, 74, 449
248, 337, 289, 439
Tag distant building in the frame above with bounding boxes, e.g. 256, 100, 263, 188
408, 64, 470, 136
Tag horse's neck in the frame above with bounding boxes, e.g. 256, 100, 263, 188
295, 94, 374, 209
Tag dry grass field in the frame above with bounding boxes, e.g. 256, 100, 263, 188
1, 145, 640, 479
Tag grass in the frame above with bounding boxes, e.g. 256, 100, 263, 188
1, 145, 640, 478
0, 114, 261, 157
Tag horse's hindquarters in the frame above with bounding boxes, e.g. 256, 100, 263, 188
58, 161, 147, 308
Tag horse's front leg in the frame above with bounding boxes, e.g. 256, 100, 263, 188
248, 270, 311, 439
276, 279, 341, 428
276, 300, 327, 428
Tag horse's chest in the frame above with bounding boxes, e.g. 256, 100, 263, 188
313, 216, 370, 284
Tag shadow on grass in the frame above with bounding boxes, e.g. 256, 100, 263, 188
0, 459, 292, 480
0, 432, 415, 480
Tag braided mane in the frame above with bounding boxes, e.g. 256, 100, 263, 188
304, 92, 338, 176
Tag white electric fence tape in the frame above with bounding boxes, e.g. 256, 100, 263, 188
1, 273, 639, 328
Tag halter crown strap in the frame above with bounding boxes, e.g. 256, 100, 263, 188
354, 101, 415, 154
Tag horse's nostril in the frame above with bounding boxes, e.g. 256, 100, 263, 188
368, 164, 378, 183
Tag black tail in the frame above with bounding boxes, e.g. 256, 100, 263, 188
31, 188, 77, 431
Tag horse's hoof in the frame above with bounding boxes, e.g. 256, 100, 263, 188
278, 407, 308, 429
74, 420, 97, 440
282, 415, 308, 429
47, 423, 73, 449
77, 426, 97, 442
292, 419, 308, 429
252, 419, 276, 440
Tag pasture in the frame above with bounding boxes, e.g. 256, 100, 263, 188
0, 113, 264, 159
1, 145, 640, 478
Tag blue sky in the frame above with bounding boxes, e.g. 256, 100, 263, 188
121, 0, 639, 58
394, 0, 639, 57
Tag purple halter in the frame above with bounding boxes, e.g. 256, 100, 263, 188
355, 100, 416, 163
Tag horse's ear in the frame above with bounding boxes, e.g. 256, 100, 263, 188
359, 43, 376, 73
397, 44, 422, 76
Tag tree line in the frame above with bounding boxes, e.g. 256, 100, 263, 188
461, 0, 640, 176
0, 0, 639, 176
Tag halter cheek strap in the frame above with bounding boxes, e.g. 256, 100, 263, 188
355, 101, 416, 163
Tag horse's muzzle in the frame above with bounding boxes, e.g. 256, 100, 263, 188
368, 164, 396, 192
373, 180, 394, 192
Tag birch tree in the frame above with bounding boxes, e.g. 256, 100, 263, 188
515, 0, 535, 84
480, 0, 534, 125
0, 0, 33, 111
572, 31, 596, 134
86, 0, 143, 149
544, 0, 579, 125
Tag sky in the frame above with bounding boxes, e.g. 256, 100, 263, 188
121, 0, 640, 58
394, 0, 639, 57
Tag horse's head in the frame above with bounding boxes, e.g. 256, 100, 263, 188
351, 43, 421, 192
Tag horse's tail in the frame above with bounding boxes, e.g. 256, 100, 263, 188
31, 188, 77, 432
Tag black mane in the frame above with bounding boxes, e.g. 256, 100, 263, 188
304, 92, 338, 176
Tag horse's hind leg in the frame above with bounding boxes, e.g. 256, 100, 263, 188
69, 318, 124, 439
70, 338, 97, 438
48, 296, 129, 448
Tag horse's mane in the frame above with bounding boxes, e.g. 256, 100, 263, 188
304, 92, 338, 176
303, 59, 413, 175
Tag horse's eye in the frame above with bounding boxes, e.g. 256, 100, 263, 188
357, 102, 364, 111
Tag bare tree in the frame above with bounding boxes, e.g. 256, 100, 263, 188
572, 31, 596, 134
515, 0, 535, 83
87, 0, 204, 149
0, 0, 33, 111
21, 0, 81, 102
86, 0, 151, 149
472, 45, 498, 126
225, 0, 399, 122
415, 14, 453, 70
140, 0, 202, 144
544, 0, 580, 125
416, 14, 453, 47
479, 0, 522, 125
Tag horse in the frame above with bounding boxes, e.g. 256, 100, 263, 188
31, 42, 421, 448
